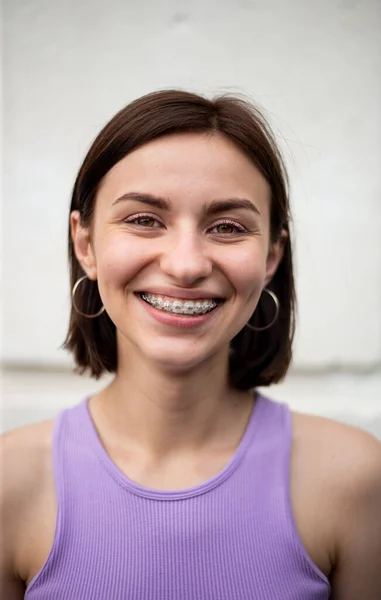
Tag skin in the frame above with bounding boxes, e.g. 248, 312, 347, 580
71, 131, 285, 460
1, 132, 380, 598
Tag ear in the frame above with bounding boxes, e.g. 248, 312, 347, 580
264, 229, 287, 287
70, 211, 97, 280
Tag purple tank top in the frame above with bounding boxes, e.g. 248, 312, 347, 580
25, 393, 330, 599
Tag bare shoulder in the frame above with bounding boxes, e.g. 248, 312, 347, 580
0, 419, 55, 584
1, 418, 55, 495
291, 410, 381, 488
290, 410, 381, 597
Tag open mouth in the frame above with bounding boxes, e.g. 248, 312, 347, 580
138, 292, 224, 316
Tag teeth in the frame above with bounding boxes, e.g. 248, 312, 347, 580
141, 293, 218, 315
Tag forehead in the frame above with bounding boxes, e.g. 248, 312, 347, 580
97, 132, 271, 210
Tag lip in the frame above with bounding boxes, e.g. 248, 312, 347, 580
135, 287, 224, 301
136, 293, 223, 329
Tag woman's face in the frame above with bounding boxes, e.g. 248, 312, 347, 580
72, 132, 284, 372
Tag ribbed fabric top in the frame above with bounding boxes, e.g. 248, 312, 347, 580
25, 393, 330, 599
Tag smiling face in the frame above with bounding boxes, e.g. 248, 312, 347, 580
71, 132, 284, 373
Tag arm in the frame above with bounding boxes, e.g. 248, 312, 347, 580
0, 562, 25, 600
330, 430, 381, 599
0, 432, 27, 599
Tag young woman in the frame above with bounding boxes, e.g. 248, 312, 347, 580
1, 90, 380, 599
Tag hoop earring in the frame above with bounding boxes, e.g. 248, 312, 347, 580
245, 288, 279, 332
72, 275, 105, 319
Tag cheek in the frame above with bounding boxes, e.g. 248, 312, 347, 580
222, 243, 267, 297
95, 234, 147, 292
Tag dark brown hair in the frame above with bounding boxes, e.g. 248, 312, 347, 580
65, 89, 296, 389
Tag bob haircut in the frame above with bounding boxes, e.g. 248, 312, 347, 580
65, 89, 296, 390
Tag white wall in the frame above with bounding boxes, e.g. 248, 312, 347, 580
0, 0, 4, 365
2, 1, 381, 376
2, 369, 381, 439
3, 0, 381, 371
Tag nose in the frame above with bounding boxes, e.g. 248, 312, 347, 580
159, 230, 213, 285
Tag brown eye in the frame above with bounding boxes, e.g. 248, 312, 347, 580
136, 216, 156, 227
216, 223, 235, 234
209, 220, 246, 235
125, 214, 161, 228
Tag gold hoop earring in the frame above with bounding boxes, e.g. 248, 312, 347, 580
245, 288, 279, 332
72, 275, 105, 319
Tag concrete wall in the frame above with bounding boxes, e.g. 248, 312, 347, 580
2, 0, 381, 434
2, 369, 381, 440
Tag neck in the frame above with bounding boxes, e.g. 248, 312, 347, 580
93, 348, 253, 460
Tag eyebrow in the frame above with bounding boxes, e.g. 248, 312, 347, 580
112, 192, 261, 217
112, 192, 171, 211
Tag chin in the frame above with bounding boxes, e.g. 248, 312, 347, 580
138, 339, 223, 373
147, 350, 208, 372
